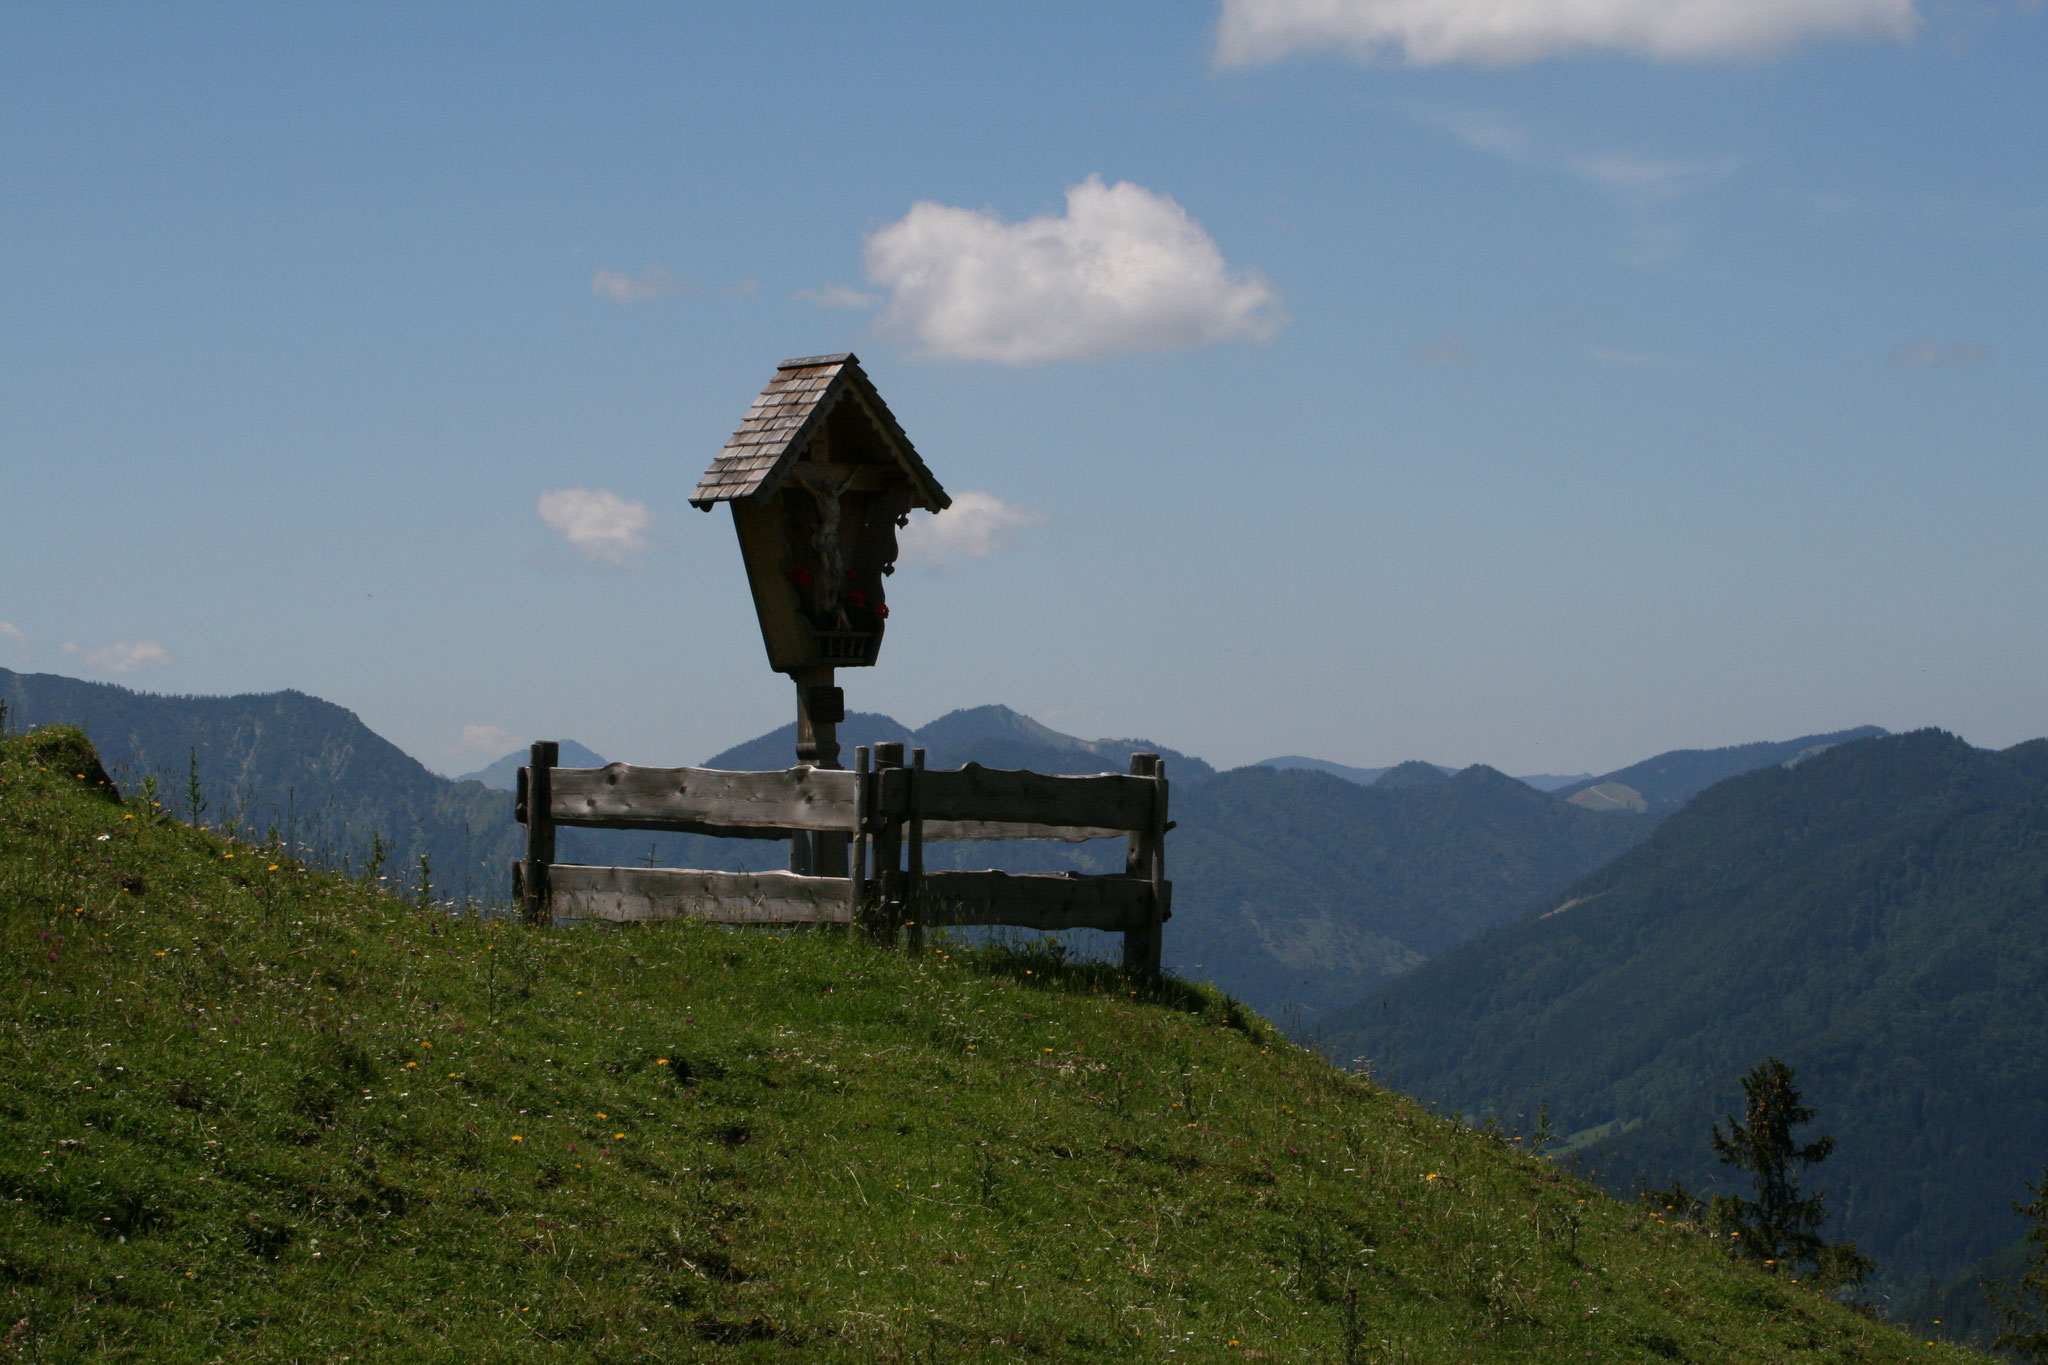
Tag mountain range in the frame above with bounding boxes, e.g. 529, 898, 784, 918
1320, 728, 2048, 1303
1256, 754, 1592, 792
4, 665, 1881, 1029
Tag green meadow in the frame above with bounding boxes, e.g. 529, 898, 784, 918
0, 725, 1983, 1362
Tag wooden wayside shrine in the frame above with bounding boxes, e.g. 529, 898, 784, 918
512, 351, 1172, 978
514, 740, 1171, 977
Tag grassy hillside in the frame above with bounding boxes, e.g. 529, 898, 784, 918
1322, 730, 2048, 1301
0, 727, 1979, 1362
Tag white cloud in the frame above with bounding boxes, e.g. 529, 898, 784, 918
590, 266, 679, 304
458, 724, 513, 754
1890, 336, 1991, 368
1216, 0, 1918, 67
0, 620, 27, 664
796, 283, 881, 309
863, 175, 1283, 364
897, 492, 1049, 566
537, 488, 655, 567
723, 277, 760, 297
59, 639, 174, 674
1569, 153, 1740, 204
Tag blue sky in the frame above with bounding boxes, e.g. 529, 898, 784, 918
4, 1, 2043, 776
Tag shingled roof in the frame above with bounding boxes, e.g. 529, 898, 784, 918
690, 353, 949, 512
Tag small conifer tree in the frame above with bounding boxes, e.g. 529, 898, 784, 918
1988, 1166, 2048, 1362
185, 747, 208, 827
1710, 1056, 1871, 1289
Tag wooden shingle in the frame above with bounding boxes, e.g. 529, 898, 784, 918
690, 353, 949, 512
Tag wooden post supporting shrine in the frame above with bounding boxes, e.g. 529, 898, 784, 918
521, 740, 558, 925
870, 741, 905, 945
1121, 752, 1165, 981
789, 666, 848, 877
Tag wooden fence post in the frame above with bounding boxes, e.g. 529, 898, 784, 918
1121, 752, 1164, 981
521, 740, 558, 926
905, 747, 926, 956
1149, 756, 1169, 969
848, 745, 870, 933
870, 742, 905, 947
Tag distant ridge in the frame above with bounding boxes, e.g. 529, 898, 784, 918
1256, 755, 1592, 793
704, 703, 1215, 778
1373, 759, 1451, 789
458, 739, 608, 790
1555, 725, 1888, 814
1255, 755, 1416, 786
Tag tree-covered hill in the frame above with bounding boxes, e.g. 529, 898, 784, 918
0, 667, 516, 897
1164, 763, 1654, 1026
0, 726, 1981, 1362
1321, 729, 2048, 1301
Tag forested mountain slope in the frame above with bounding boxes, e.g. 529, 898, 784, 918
1, 667, 515, 895
1323, 729, 2048, 1294
1163, 763, 1654, 1024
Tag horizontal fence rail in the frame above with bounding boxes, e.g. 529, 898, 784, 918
540, 763, 859, 838
916, 871, 1160, 934
516, 864, 857, 926
873, 765, 1153, 835
513, 740, 1171, 977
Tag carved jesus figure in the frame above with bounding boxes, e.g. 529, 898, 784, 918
791, 465, 850, 621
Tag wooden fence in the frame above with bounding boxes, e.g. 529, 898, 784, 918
512, 740, 1171, 977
